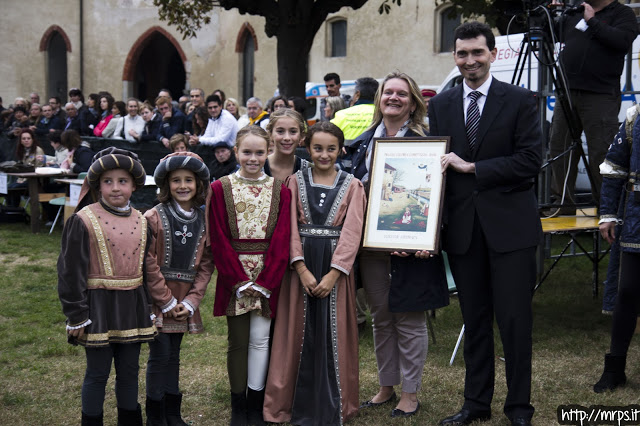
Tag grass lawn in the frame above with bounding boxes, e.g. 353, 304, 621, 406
0, 222, 638, 425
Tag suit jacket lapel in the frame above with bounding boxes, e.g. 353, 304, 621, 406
473, 79, 505, 156
447, 85, 470, 158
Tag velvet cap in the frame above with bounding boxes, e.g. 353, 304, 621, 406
87, 147, 146, 189
153, 151, 210, 188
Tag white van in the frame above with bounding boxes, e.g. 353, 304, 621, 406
436, 32, 640, 193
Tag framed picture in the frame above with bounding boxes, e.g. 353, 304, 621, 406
362, 136, 450, 253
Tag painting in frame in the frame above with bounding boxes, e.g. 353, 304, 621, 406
362, 136, 450, 253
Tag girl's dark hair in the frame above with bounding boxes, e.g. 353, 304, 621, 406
192, 106, 209, 136
88, 93, 100, 107
213, 89, 226, 105
288, 96, 307, 117
113, 101, 126, 116
99, 94, 115, 115
15, 128, 39, 159
157, 170, 207, 207
48, 130, 62, 144
61, 129, 82, 149
305, 121, 345, 150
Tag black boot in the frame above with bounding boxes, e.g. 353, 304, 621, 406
230, 391, 248, 426
165, 393, 188, 426
118, 404, 143, 426
246, 388, 265, 426
594, 354, 627, 393
81, 411, 104, 426
145, 396, 167, 426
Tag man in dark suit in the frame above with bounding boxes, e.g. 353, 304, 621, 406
63, 103, 82, 133
428, 22, 542, 426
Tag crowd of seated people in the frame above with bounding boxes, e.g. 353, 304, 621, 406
1, 86, 323, 184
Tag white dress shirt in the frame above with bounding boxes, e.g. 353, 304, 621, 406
199, 109, 239, 147
114, 114, 146, 142
462, 74, 493, 122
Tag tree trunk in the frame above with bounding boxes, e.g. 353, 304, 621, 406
276, 24, 313, 98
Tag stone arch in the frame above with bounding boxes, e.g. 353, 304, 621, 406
39, 25, 72, 52
122, 26, 187, 103
235, 22, 259, 53
122, 26, 187, 81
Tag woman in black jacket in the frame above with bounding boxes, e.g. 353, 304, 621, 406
138, 102, 162, 143
353, 72, 448, 419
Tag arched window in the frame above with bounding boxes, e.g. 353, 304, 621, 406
440, 7, 461, 53
327, 19, 347, 57
122, 27, 187, 103
40, 26, 72, 99
236, 23, 258, 104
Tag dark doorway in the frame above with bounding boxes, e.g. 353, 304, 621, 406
133, 32, 186, 103
241, 33, 255, 104
48, 32, 68, 99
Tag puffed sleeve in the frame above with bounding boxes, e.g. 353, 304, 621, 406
600, 121, 630, 220
57, 214, 91, 326
183, 244, 214, 312
144, 208, 177, 313
287, 174, 305, 265
330, 178, 366, 275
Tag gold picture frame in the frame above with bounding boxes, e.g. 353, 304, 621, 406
362, 136, 450, 253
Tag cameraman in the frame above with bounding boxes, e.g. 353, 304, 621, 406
548, 0, 637, 214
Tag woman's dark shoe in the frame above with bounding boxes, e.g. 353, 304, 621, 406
594, 354, 627, 393
391, 401, 420, 418
360, 391, 397, 409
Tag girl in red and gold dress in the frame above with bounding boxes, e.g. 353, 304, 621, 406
209, 126, 291, 425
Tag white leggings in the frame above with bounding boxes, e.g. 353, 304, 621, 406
227, 310, 272, 393
248, 312, 271, 391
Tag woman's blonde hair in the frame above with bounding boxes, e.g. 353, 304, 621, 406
368, 71, 427, 137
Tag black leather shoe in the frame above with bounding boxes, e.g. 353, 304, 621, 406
511, 417, 532, 426
391, 401, 420, 418
439, 408, 491, 425
360, 391, 397, 409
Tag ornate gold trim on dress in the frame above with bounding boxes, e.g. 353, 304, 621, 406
87, 276, 143, 289
231, 240, 270, 253
220, 176, 239, 240
84, 206, 113, 276
79, 325, 157, 345
138, 212, 147, 270
265, 178, 283, 238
